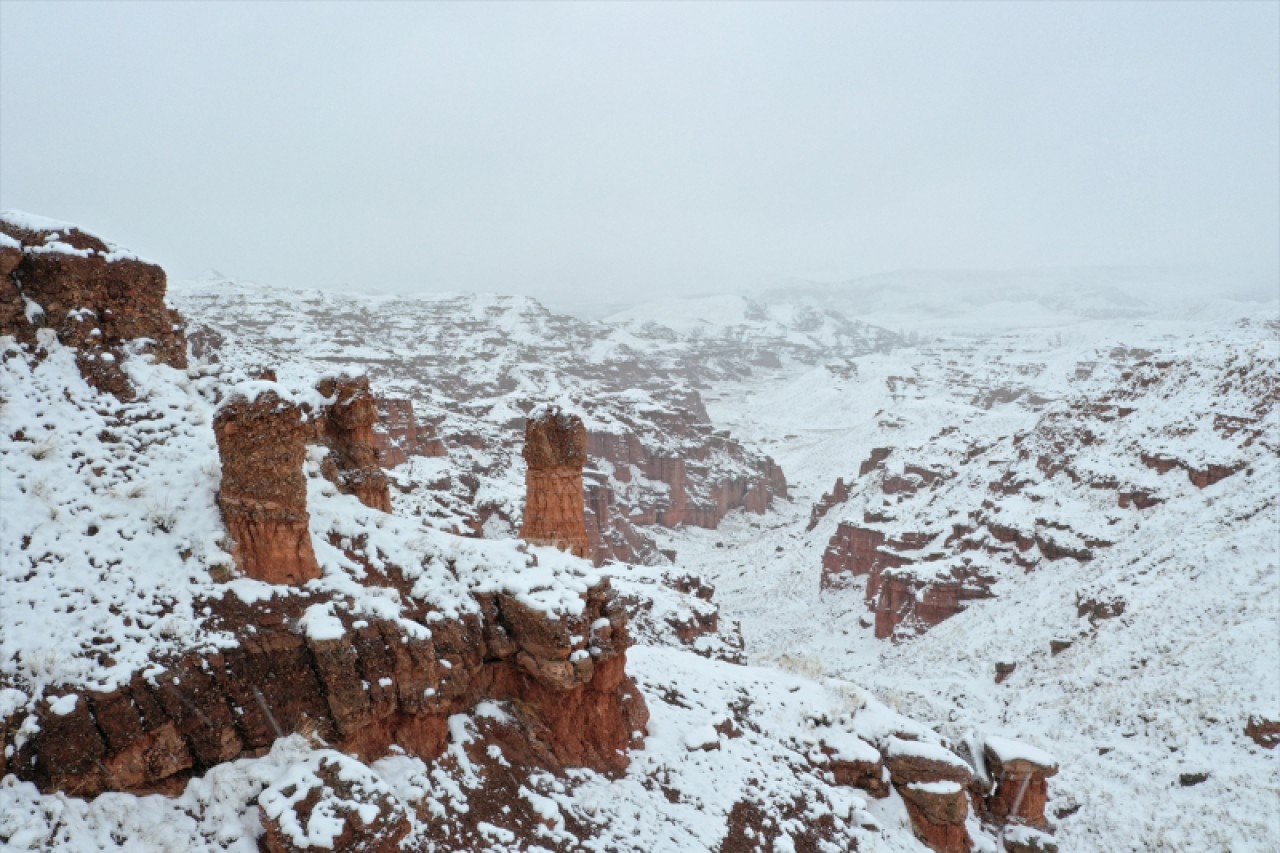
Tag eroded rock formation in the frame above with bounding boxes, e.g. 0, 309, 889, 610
807, 477, 851, 531
587, 430, 787, 534
313, 375, 393, 512
214, 388, 321, 585
981, 738, 1058, 829
883, 736, 975, 853
259, 752, 411, 853
0, 213, 187, 398
5, 578, 647, 796
521, 407, 590, 558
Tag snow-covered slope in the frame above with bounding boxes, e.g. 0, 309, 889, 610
0, 317, 1003, 853
662, 306, 1280, 851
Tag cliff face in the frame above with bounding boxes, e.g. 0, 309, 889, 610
520, 407, 591, 559
174, 284, 791, 567
3, 214, 1092, 853
0, 212, 187, 399
815, 339, 1275, 640
0, 216, 649, 804
373, 397, 446, 467
7, 580, 643, 796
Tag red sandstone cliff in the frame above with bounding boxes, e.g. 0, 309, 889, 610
0, 213, 186, 398
6, 579, 647, 796
373, 397, 447, 467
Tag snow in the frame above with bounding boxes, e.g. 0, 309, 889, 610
675, 301, 1280, 851
0, 209, 83, 233
819, 730, 880, 763
0, 210, 151, 264
906, 780, 963, 795
682, 724, 719, 751
885, 736, 972, 770
983, 734, 1057, 770
297, 603, 346, 642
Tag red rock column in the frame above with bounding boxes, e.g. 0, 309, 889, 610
214, 389, 321, 585
983, 740, 1059, 829
521, 406, 590, 559
315, 376, 392, 512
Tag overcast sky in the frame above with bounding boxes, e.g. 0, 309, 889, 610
2, 1, 1277, 303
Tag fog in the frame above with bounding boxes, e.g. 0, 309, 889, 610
2, 1, 1277, 305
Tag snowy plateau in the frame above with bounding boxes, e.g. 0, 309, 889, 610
0, 212, 1277, 853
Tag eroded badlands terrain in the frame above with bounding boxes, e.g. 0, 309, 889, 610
1, 213, 1276, 852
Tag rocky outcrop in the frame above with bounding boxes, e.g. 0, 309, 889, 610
1141, 453, 1242, 488
582, 474, 663, 565
372, 397, 446, 467
818, 732, 888, 798
808, 477, 851, 530
883, 737, 974, 853
820, 520, 988, 638
587, 429, 787, 533
5, 578, 647, 796
0, 213, 187, 398
521, 407, 590, 558
313, 375, 393, 512
981, 736, 1059, 830
821, 524, 897, 587
1245, 715, 1280, 749
213, 388, 321, 586
875, 570, 968, 639
859, 446, 893, 476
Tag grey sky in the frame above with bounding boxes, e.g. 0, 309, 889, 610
2, 1, 1277, 303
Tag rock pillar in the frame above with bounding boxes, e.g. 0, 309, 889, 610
214, 388, 321, 585
315, 375, 392, 512
521, 406, 590, 558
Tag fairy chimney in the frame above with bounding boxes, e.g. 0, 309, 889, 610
521, 406, 590, 558
214, 386, 321, 585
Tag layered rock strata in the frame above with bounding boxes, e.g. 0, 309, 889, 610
981, 737, 1059, 829
373, 397, 446, 467
3, 580, 646, 796
883, 737, 976, 853
313, 375, 393, 512
213, 388, 321, 585
0, 212, 187, 397
521, 407, 591, 558
587, 430, 787, 533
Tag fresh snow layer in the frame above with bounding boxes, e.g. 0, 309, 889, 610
677, 311, 1279, 851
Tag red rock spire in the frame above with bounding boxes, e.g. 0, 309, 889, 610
521, 406, 590, 559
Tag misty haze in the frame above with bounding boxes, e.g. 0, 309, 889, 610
0, 3, 1277, 852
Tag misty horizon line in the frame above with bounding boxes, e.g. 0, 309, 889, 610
172, 260, 1279, 304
